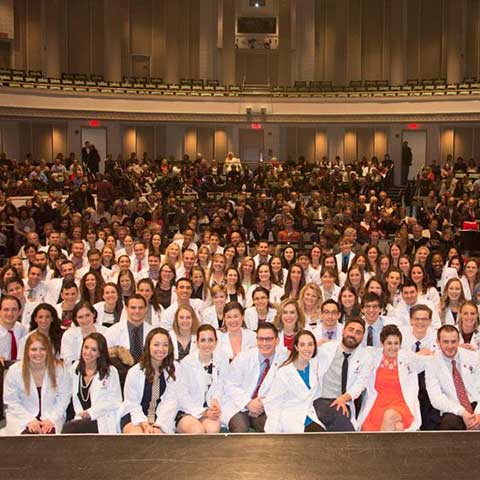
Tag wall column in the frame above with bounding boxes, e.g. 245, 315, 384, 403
389, 0, 406, 85
278, 0, 291, 86
43, 0, 63, 78
446, 0, 466, 84
103, 0, 122, 81
221, 0, 236, 85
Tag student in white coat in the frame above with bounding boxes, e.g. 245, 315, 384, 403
169, 305, 199, 361
221, 323, 289, 432
0, 295, 27, 364
201, 285, 227, 330
94, 282, 124, 327
244, 286, 277, 331
426, 325, 480, 430
335, 237, 355, 274
439, 278, 466, 327
105, 294, 155, 364
121, 327, 179, 434
61, 302, 109, 366
216, 302, 257, 362
3, 332, 71, 434
161, 278, 205, 331
313, 318, 373, 431
387, 280, 441, 330
264, 330, 325, 433
246, 264, 284, 307
460, 259, 479, 301
62, 332, 122, 433
4, 276, 40, 329
18, 303, 63, 360
358, 325, 426, 431
176, 325, 228, 433
457, 301, 480, 351
310, 299, 344, 344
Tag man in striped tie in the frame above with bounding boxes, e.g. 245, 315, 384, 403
426, 325, 480, 430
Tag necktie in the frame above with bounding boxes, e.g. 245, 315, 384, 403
367, 326, 374, 347
252, 358, 270, 399
8, 330, 17, 361
185, 270, 190, 279
326, 331, 334, 340
137, 260, 142, 273
131, 326, 143, 362
414, 341, 421, 353
452, 359, 473, 413
341, 352, 351, 394
342, 255, 349, 273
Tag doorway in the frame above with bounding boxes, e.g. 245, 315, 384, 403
81, 127, 107, 173
239, 128, 264, 164
402, 130, 427, 180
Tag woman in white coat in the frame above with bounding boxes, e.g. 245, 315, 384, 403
18, 303, 64, 360
264, 330, 324, 433
169, 304, 199, 361
4, 332, 71, 435
201, 285, 227, 330
246, 263, 285, 307
244, 286, 277, 331
62, 332, 122, 434
93, 282, 124, 327
358, 324, 426, 432
60, 301, 109, 366
176, 325, 228, 433
460, 259, 479, 301
458, 301, 480, 351
216, 302, 256, 362
121, 327, 179, 434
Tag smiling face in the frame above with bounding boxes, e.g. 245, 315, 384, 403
28, 340, 47, 367
460, 304, 478, 334
438, 329, 459, 358
197, 330, 217, 356
34, 308, 53, 333
295, 333, 316, 362
176, 308, 193, 332
224, 307, 243, 332
82, 338, 100, 366
383, 334, 401, 358
446, 280, 463, 302
149, 333, 170, 363
281, 303, 299, 329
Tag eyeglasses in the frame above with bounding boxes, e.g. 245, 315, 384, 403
257, 337, 276, 343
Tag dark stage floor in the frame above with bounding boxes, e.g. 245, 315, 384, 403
0, 432, 477, 480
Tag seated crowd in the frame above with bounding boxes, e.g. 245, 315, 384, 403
1, 148, 480, 435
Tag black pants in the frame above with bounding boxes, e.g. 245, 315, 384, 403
304, 422, 325, 433
418, 372, 441, 430
62, 418, 99, 434
438, 402, 477, 431
228, 412, 266, 433
313, 398, 355, 432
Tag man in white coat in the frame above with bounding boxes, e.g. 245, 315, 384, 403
400, 304, 439, 430
313, 318, 372, 431
105, 294, 154, 363
221, 323, 288, 432
426, 324, 480, 430
387, 280, 441, 330
161, 278, 204, 331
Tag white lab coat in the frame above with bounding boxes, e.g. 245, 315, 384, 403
0, 322, 27, 360
69, 362, 122, 433
200, 305, 223, 330
3, 361, 71, 435
93, 301, 121, 327
19, 301, 41, 328
386, 299, 441, 330
121, 362, 179, 433
105, 320, 154, 349
335, 252, 354, 273
316, 341, 373, 428
244, 306, 277, 331
118, 304, 163, 327
246, 283, 284, 307
60, 325, 109, 365
169, 330, 198, 361
310, 323, 344, 343
221, 347, 289, 426
426, 349, 480, 416
161, 299, 206, 331
264, 360, 324, 433
216, 329, 257, 362
176, 350, 229, 418
357, 349, 426, 431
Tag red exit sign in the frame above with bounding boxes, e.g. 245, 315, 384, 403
251, 123, 262, 130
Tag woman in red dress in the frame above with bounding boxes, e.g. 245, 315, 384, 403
359, 324, 426, 431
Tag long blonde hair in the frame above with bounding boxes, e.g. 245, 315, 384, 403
273, 299, 305, 333
298, 283, 323, 323
440, 278, 466, 325
22, 331, 58, 396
